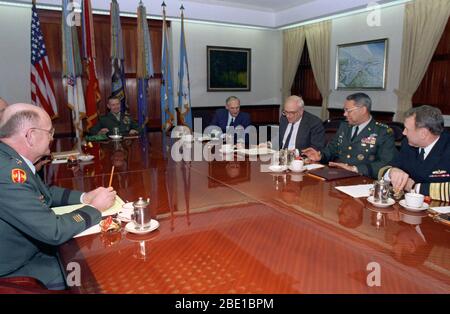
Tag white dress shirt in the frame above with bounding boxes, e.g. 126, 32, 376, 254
282, 117, 302, 150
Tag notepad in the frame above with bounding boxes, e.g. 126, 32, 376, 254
335, 184, 374, 198
51, 196, 125, 238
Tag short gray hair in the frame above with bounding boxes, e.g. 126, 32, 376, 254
226, 96, 240, 106
285, 95, 304, 109
346, 93, 372, 111
405, 105, 444, 135
0, 110, 41, 138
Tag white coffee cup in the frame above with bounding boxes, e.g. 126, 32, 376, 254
404, 192, 424, 208
290, 160, 304, 171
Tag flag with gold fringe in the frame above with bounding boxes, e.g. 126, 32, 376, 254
160, 2, 175, 134
136, 1, 154, 132
62, 0, 86, 140
81, 0, 101, 131
110, 0, 127, 114
177, 5, 193, 130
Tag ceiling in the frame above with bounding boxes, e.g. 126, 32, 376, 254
184, 0, 316, 12
2, 0, 409, 28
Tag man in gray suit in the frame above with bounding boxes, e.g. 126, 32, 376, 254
278, 95, 325, 151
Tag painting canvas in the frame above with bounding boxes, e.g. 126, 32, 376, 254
336, 39, 388, 90
207, 46, 251, 91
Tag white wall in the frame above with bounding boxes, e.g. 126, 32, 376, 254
0, 6, 31, 104
171, 21, 283, 108
328, 4, 404, 113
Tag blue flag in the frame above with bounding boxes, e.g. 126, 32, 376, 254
161, 3, 175, 134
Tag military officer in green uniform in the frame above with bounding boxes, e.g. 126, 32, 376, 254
0, 103, 116, 290
302, 93, 396, 179
88, 96, 140, 136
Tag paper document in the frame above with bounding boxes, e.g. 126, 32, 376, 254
304, 164, 325, 171
51, 196, 125, 238
430, 206, 450, 214
335, 184, 373, 198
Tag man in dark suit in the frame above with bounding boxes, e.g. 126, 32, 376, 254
302, 93, 396, 179
278, 95, 325, 151
379, 105, 450, 202
210, 96, 251, 133
0, 103, 116, 289
88, 96, 139, 136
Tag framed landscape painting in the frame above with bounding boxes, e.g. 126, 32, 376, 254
207, 46, 251, 91
335, 38, 388, 90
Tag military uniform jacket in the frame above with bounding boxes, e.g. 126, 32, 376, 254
88, 112, 139, 136
320, 119, 396, 179
0, 142, 101, 287
382, 132, 450, 202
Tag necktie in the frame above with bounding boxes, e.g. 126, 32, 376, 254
229, 118, 235, 126
283, 124, 294, 149
351, 125, 359, 141
418, 148, 425, 161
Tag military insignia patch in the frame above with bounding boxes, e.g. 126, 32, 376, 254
12, 168, 27, 183
357, 154, 364, 161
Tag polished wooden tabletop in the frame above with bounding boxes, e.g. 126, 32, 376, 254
49, 134, 450, 293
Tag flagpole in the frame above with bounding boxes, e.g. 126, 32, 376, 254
162, 2, 169, 134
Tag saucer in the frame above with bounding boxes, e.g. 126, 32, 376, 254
269, 165, 287, 172
125, 220, 160, 235
288, 165, 306, 173
399, 199, 429, 212
367, 196, 395, 208
109, 135, 122, 140
78, 154, 94, 162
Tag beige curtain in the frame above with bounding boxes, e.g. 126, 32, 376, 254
305, 21, 332, 120
395, 0, 450, 121
282, 26, 306, 104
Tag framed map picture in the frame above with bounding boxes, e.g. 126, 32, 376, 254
207, 46, 251, 91
335, 38, 388, 90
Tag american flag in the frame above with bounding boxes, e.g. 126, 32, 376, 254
30, 3, 58, 118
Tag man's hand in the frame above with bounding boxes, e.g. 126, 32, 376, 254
83, 187, 116, 212
328, 161, 358, 173
389, 167, 411, 192
301, 147, 321, 161
129, 129, 139, 135
98, 128, 109, 135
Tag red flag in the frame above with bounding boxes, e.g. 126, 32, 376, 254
30, 3, 58, 118
82, 0, 101, 130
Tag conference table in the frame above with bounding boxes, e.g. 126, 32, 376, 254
45, 133, 450, 294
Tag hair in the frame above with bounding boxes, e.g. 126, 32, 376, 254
346, 93, 372, 111
108, 95, 121, 102
225, 96, 240, 106
404, 105, 444, 135
0, 110, 41, 138
285, 95, 305, 109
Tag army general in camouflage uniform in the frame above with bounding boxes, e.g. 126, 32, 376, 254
302, 93, 397, 179
0, 103, 116, 290
88, 96, 140, 136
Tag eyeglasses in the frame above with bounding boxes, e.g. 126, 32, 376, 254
30, 127, 55, 138
343, 106, 362, 114
282, 110, 299, 116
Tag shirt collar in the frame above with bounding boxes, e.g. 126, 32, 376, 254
422, 136, 440, 158
355, 116, 372, 132
19, 154, 36, 174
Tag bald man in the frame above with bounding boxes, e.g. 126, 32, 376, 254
0, 97, 8, 119
0, 103, 116, 290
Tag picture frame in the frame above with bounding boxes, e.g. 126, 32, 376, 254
207, 46, 251, 91
335, 38, 388, 90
